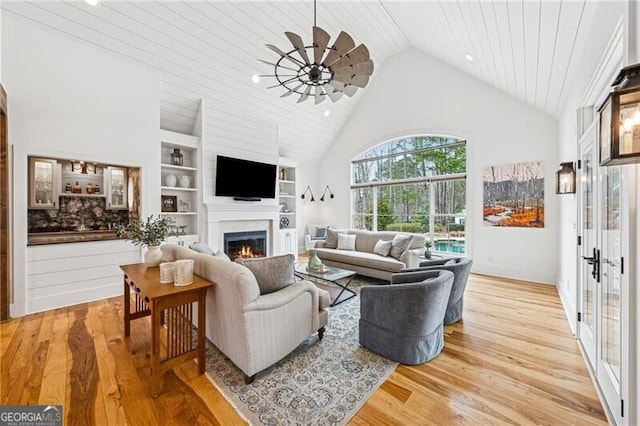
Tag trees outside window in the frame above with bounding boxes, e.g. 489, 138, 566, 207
351, 135, 466, 254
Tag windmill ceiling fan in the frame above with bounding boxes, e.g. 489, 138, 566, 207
258, 0, 374, 104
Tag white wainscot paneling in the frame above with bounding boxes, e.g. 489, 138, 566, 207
26, 240, 141, 313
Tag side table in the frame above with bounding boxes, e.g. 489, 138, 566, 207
120, 263, 213, 397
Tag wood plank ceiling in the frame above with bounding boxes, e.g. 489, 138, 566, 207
2, 1, 593, 163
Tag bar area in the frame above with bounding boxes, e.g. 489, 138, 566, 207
27, 156, 140, 245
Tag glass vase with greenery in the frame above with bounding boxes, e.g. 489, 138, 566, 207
117, 215, 173, 247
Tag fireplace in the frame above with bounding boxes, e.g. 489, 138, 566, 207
224, 230, 267, 259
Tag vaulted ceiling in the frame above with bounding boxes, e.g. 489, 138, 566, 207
2, 1, 597, 162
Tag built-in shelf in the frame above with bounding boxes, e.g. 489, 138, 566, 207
60, 193, 106, 198
161, 128, 201, 238
278, 157, 298, 258
160, 163, 197, 172
160, 186, 197, 192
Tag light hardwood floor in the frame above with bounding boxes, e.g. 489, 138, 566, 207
1, 274, 608, 425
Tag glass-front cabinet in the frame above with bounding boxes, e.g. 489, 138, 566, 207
29, 158, 59, 209
106, 166, 128, 210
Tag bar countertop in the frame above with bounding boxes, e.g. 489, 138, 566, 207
28, 230, 122, 246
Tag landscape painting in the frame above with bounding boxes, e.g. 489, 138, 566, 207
483, 161, 544, 228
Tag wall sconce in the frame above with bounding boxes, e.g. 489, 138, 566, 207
320, 185, 334, 201
598, 62, 640, 166
555, 162, 576, 194
301, 185, 315, 201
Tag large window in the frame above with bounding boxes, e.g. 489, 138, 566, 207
351, 135, 466, 254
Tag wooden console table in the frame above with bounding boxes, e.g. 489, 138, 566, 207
120, 263, 212, 397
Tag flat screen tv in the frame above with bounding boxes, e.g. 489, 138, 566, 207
215, 155, 277, 200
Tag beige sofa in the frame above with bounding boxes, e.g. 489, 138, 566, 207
161, 244, 330, 383
313, 229, 425, 280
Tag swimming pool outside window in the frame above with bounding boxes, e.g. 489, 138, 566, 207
351, 135, 466, 254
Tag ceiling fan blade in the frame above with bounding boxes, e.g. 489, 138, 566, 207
313, 26, 331, 65
350, 75, 370, 88
285, 32, 311, 65
333, 69, 355, 83
343, 85, 358, 97
314, 85, 327, 105
330, 80, 346, 90
258, 59, 299, 72
326, 85, 343, 102
280, 83, 305, 97
266, 44, 303, 67
329, 44, 370, 70
297, 85, 312, 103
322, 31, 355, 66
354, 59, 374, 76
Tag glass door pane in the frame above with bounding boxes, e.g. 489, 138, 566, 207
578, 140, 597, 370
600, 166, 621, 382
34, 160, 54, 206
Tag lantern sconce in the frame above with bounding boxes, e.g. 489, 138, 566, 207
598, 62, 640, 166
555, 162, 576, 194
301, 185, 315, 202
320, 185, 334, 201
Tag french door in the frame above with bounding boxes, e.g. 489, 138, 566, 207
577, 123, 625, 424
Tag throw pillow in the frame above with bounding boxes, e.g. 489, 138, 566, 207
189, 242, 215, 255
214, 250, 231, 261
373, 239, 392, 257
337, 233, 356, 251
314, 227, 327, 239
389, 234, 413, 260
444, 259, 457, 266
235, 254, 295, 295
324, 228, 342, 249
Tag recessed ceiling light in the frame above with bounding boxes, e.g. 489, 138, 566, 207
465, 53, 474, 62
85, 0, 100, 5
251, 74, 261, 84
323, 110, 331, 117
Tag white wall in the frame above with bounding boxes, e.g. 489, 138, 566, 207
200, 101, 319, 251
4, 15, 160, 315
318, 48, 558, 284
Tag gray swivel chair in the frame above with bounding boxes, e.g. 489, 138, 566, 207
402, 257, 473, 325
359, 270, 454, 364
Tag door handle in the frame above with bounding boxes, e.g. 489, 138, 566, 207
582, 247, 600, 282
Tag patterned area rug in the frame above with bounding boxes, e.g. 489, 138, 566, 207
204, 276, 396, 425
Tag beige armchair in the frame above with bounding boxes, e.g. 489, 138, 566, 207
161, 245, 330, 383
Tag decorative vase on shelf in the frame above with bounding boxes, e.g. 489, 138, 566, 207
145, 245, 163, 267
308, 250, 323, 271
178, 175, 191, 188
165, 174, 177, 187
423, 248, 432, 259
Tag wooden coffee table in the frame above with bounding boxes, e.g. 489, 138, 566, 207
294, 262, 357, 306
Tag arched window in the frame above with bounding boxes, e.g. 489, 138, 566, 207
351, 135, 467, 254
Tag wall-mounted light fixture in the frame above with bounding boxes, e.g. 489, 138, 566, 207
598, 62, 640, 166
555, 162, 576, 194
320, 185, 334, 201
301, 185, 315, 201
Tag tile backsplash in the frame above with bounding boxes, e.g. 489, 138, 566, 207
28, 196, 129, 233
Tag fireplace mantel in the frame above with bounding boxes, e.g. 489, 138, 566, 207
204, 201, 280, 255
